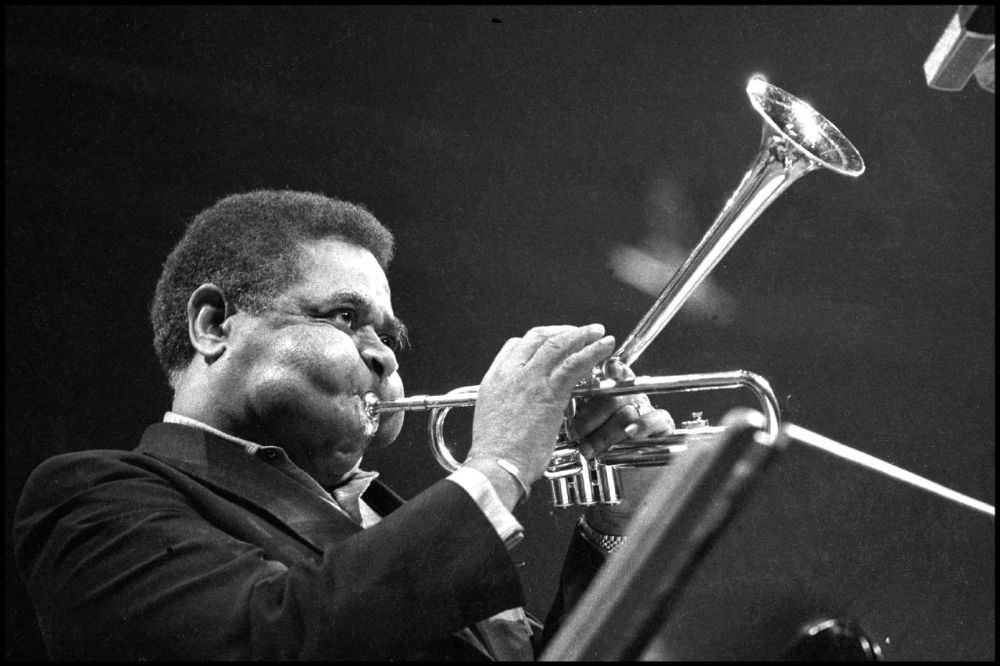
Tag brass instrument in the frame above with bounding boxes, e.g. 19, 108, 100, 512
366, 76, 865, 506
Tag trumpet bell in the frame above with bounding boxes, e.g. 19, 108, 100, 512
746, 75, 865, 177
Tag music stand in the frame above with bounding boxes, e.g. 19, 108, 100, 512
541, 409, 995, 661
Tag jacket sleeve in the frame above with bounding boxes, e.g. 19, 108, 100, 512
13, 451, 522, 661
537, 526, 608, 651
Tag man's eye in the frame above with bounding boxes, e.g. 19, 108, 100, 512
329, 309, 355, 326
379, 334, 400, 350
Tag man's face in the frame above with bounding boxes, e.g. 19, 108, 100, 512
222, 237, 406, 485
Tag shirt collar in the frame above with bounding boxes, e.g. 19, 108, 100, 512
163, 411, 263, 453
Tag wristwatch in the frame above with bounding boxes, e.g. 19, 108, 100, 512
577, 515, 628, 554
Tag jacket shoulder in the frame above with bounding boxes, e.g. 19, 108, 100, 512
21, 447, 172, 494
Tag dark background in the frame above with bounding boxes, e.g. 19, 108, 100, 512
5, 5, 994, 660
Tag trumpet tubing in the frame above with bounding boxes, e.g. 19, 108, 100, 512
368, 370, 781, 506
366, 76, 864, 507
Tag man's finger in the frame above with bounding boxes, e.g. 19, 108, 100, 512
572, 395, 647, 439
549, 333, 615, 393
522, 323, 605, 369
578, 407, 675, 457
502, 325, 583, 366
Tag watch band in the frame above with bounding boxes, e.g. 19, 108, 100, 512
577, 515, 628, 554
495, 458, 531, 500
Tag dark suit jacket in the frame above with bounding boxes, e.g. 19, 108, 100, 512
13, 422, 603, 660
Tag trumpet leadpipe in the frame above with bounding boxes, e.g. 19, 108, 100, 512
364, 390, 478, 416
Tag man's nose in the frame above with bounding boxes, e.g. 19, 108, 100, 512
358, 328, 399, 379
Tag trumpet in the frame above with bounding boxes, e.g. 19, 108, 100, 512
365, 75, 864, 506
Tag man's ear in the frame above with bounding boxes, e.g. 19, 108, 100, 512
187, 283, 235, 364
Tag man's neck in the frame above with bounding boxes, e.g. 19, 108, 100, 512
169, 366, 255, 443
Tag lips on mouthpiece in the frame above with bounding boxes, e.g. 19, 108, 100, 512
359, 392, 381, 438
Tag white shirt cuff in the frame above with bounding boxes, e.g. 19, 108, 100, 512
447, 467, 525, 550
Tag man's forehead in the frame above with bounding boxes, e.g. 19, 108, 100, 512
283, 239, 393, 317
297, 239, 391, 292
298, 237, 384, 267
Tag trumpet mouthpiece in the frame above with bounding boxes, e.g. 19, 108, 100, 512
363, 391, 381, 418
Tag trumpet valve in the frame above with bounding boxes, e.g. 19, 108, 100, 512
544, 448, 623, 507
593, 461, 623, 505
545, 447, 585, 508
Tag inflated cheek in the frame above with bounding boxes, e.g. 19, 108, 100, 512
250, 327, 364, 403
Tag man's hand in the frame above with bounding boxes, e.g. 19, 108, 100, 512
571, 362, 675, 535
465, 324, 616, 507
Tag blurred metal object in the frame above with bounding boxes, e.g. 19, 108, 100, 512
924, 5, 995, 93
974, 46, 995, 92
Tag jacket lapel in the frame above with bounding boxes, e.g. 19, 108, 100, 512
136, 422, 360, 554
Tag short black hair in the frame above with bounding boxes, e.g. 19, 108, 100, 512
150, 189, 395, 384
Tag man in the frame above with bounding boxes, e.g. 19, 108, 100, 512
14, 190, 673, 660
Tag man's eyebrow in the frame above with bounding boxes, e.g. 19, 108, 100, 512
316, 291, 409, 342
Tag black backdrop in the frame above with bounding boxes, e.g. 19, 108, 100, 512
5, 6, 994, 660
